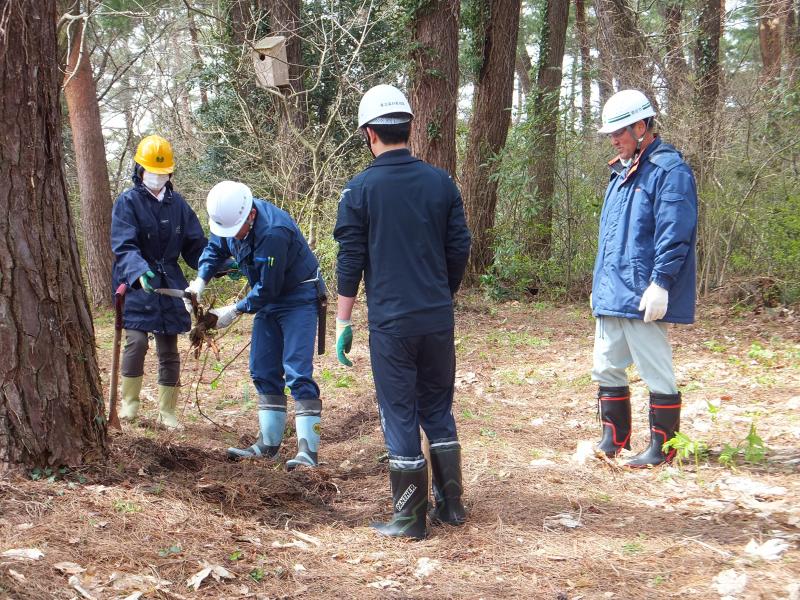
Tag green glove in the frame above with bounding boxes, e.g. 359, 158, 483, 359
336, 318, 353, 367
227, 261, 243, 281
139, 270, 156, 293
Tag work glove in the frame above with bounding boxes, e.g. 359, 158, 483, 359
139, 270, 156, 293
209, 304, 241, 329
589, 292, 593, 312
184, 277, 207, 314
638, 282, 668, 323
336, 318, 353, 367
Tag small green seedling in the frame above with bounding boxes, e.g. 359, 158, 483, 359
663, 432, 708, 471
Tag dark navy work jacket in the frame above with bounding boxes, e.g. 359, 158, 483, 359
334, 149, 472, 336
197, 199, 319, 314
111, 170, 207, 334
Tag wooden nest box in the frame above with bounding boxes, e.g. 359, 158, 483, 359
252, 35, 289, 89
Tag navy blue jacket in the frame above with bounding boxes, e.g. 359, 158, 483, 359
334, 149, 471, 336
592, 137, 697, 324
111, 170, 207, 334
197, 199, 319, 313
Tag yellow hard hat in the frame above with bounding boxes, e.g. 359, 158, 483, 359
134, 135, 175, 174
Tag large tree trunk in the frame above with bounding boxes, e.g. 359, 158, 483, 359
527, 0, 570, 261
462, 0, 522, 279
516, 46, 533, 98
596, 26, 614, 106
693, 0, 722, 184
0, 0, 106, 468
575, 0, 592, 132
63, 14, 115, 309
663, 2, 690, 117
408, 0, 460, 176
594, 0, 657, 107
758, 0, 784, 85
786, 0, 800, 84
187, 6, 209, 109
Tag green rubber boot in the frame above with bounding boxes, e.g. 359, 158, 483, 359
158, 385, 181, 430
119, 376, 143, 421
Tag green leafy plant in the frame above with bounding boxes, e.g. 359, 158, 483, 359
706, 400, 722, 423
662, 432, 708, 471
229, 550, 243, 561
158, 544, 181, 558
250, 568, 265, 582
718, 421, 768, 470
112, 500, 141, 513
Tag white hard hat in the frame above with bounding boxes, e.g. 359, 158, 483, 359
598, 89, 656, 134
206, 181, 253, 237
357, 84, 413, 129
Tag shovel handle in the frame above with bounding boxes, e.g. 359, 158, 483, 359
113, 283, 127, 331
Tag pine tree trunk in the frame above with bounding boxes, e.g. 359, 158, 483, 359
693, 0, 722, 184
63, 16, 115, 309
663, 2, 690, 117
575, 0, 592, 132
0, 0, 107, 468
527, 0, 570, 261
187, 7, 209, 109
596, 28, 614, 106
758, 0, 784, 85
408, 0, 460, 176
462, 0, 522, 279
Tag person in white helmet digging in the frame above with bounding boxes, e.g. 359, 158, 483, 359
591, 89, 698, 467
187, 181, 325, 470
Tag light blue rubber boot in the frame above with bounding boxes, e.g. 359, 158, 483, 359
227, 394, 287, 460
286, 399, 321, 470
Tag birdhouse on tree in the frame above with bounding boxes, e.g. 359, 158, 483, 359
252, 35, 289, 89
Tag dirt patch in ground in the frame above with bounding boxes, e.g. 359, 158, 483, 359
1, 294, 798, 599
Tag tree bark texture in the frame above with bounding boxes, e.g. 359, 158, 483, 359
63, 17, 115, 309
693, 0, 722, 183
527, 0, 570, 261
187, 6, 209, 109
230, 0, 253, 47
663, 2, 690, 117
596, 26, 614, 106
462, 0, 522, 279
786, 0, 800, 84
594, 0, 657, 108
516, 46, 533, 98
0, 0, 107, 468
758, 0, 784, 85
408, 0, 460, 175
575, 0, 592, 131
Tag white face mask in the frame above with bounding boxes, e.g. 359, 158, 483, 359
143, 171, 170, 193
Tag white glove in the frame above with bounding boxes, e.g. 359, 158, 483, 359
210, 304, 241, 329
638, 283, 668, 323
589, 292, 593, 311
184, 277, 206, 314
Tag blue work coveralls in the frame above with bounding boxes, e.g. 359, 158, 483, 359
197, 199, 322, 402
111, 170, 207, 334
334, 148, 472, 463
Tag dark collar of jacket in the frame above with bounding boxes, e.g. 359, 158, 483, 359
607, 136, 662, 183
367, 148, 420, 169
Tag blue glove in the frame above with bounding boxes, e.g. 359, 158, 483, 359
336, 318, 353, 367
139, 270, 156, 293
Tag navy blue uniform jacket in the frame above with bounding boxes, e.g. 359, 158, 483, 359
196, 199, 319, 313
592, 137, 697, 324
111, 171, 207, 334
334, 149, 472, 336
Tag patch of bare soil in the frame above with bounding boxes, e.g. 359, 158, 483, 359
1, 294, 798, 599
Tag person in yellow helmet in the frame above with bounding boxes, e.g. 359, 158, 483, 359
110, 135, 207, 428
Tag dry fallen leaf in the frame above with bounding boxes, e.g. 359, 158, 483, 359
7, 569, 25, 583
186, 563, 235, 591
1, 548, 44, 561
744, 538, 791, 561
414, 557, 441, 579
367, 579, 400, 589
711, 568, 748, 598
54, 562, 86, 575
68, 574, 98, 600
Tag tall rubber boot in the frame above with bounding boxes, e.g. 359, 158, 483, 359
429, 441, 466, 526
595, 386, 632, 457
157, 385, 181, 429
372, 459, 428, 540
286, 399, 321, 470
119, 376, 143, 421
227, 394, 287, 460
627, 392, 682, 468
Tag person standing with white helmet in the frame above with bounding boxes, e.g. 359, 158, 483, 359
111, 135, 207, 429
187, 181, 325, 469
334, 84, 472, 538
591, 89, 698, 467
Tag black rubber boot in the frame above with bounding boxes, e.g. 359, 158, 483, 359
627, 392, 681, 468
595, 386, 632, 457
372, 463, 428, 540
429, 442, 466, 526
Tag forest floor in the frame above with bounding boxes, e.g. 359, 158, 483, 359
1, 293, 799, 600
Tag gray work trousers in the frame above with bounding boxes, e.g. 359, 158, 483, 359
591, 316, 678, 395
121, 329, 180, 386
